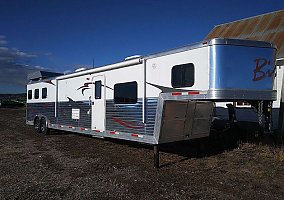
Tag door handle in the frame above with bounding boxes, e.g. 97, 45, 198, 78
89, 96, 92, 106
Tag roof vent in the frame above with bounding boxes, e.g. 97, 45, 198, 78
124, 55, 141, 61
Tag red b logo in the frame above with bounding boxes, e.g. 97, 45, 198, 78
252, 58, 275, 81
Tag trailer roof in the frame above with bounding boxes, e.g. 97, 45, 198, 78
144, 38, 275, 59
28, 71, 63, 81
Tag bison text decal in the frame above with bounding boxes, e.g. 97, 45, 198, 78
252, 58, 275, 81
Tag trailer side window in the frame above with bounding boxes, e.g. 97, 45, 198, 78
34, 89, 39, 99
28, 90, 32, 99
95, 81, 102, 99
114, 81, 137, 104
172, 63, 194, 88
42, 88, 47, 99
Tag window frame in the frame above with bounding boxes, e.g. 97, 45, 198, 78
28, 90, 32, 100
171, 63, 195, 88
114, 81, 138, 104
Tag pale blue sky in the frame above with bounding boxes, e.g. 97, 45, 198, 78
0, 0, 283, 93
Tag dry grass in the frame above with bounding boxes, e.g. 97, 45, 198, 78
276, 148, 284, 162
1, 108, 284, 199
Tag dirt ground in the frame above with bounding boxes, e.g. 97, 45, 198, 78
0, 108, 283, 200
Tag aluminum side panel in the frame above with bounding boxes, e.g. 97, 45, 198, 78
105, 98, 158, 136
106, 99, 144, 134
57, 101, 91, 128
26, 102, 56, 123
145, 98, 158, 135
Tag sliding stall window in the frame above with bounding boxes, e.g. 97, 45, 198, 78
172, 63, 195, 88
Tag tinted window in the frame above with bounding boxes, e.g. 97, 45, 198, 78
95, 81, 101, 99
114, 81, 137, 104
28, 90, 32, 99
172, 63, 194, 88
34, 89, 39, 99
42, 88, 47, 99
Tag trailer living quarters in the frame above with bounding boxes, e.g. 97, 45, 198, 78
27, 38, 277, 167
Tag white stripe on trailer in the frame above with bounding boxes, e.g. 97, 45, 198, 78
199, 91, 207, 95
171, 91, 207, 96
131, 134, 144, 138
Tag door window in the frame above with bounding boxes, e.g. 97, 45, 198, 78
95, 81, 102, 99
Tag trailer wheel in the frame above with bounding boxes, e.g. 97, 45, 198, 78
40, 117, 49, 135
34, 117, 41, 133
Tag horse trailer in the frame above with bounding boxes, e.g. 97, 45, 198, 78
26, 38, 277, 167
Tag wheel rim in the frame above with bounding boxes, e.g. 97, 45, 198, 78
34, 118, 40, 132
40, 118, 46, 133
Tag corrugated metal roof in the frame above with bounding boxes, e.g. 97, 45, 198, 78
205, 10, 284, 59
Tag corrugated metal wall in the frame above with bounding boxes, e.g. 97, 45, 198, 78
205, 10, 284, 59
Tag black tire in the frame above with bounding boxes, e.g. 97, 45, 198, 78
40, 117, 49, 135
34, 117, 41, 133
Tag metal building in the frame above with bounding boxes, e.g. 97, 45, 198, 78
206, 9, 283, 63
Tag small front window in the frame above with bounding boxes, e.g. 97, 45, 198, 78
34, 89, 39, 99
28, 90, 32, 99
171, 63, 195, 88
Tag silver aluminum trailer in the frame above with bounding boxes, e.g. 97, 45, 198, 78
26, 38, 277, 167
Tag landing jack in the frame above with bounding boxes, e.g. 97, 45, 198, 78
154, 145, 160, 168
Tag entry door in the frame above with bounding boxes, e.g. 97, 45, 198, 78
91, 75, 105, 131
